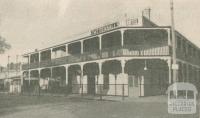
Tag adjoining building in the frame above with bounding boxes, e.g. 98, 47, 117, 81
21, 16, 200, 97
0, 63, 21, 94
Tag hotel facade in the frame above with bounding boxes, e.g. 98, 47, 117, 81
21, 16, 200, 97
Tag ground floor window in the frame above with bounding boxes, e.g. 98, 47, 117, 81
128, 76, 133, 87
128, 75, 139, 87
103, 74, 109, 89
134, 76, 139, 87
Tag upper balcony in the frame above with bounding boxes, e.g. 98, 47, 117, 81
22, 28, 171, 70
22, 45, 170, 70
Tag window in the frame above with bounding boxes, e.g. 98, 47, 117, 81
199, 51, 200, 59
83, 37, 99, 52
128, 76, 133, 87
193, 48, 196, 57
188, 45, 193, 56
68, 42, 81, 54
134, 77, 139, 87
30, 53, 39, 63
170, 91, 176, 99
178, 63, 183, 82
177, 90, 186, 99
185, 42, 188, 55
176, 36, 181, 50
187, 90, 194, 99
103, 75, 109, 89
124, 29, 168, 47
102, 31, 121, 49
182, 40, 186, 53
41, 50, 51, 61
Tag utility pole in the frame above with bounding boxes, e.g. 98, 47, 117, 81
170, 0, 178, 83
7, 56, 10, 79
16, 55, 18, 75
7, 55, 10, 92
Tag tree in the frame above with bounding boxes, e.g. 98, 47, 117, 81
0, 36, 11, 54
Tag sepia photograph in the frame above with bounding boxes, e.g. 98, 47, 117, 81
0, 0, 200, 118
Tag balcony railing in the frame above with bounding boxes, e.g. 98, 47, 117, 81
22, 63, 29, 70
40, 60, 52, 67
123, 45, 170, 56
29, 62, 39, 69
51, 56, 68, 66
22, 45, 170, 70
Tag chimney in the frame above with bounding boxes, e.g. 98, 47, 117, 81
142, 8, 151, 20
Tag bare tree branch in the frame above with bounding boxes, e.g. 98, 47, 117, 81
0, 36, 11, 54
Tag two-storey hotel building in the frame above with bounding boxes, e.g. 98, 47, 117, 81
21, 16, 200, 97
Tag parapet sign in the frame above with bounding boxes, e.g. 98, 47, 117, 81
90, 22, 119, 36
90, 18, 140, 35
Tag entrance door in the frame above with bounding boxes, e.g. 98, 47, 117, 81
87, 75, 96, 95
128, 75, 141, 97
68, 74, 73, 93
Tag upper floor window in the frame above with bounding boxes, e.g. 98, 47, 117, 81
102, 31, 121, 49
30, 53, 39, 63
182, 40, 186, 54
40, 50, 51, 61
193, 48, 196, 57
188, 45, 193, 56
198, 51, 200, 59
52, 46, 66, 58
68, 42, 81, 54
176, 36, 182, 50
124, 29, 168, 47
83, 37, 99, 53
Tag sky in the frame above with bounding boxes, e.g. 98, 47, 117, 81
0, 0, 200, 66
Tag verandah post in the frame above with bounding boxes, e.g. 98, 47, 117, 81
122, 84, 124, 100
38, 69, 41, 96
81, 84, 83, 96
100, 84, 102, 100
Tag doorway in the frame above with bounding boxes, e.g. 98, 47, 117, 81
87, 75, 96, 95
128, 75, 142, 97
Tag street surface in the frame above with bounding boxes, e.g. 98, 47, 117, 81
0, 94, 199, 118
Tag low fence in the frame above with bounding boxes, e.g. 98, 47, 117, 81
71, 84, 128, 98
20, 82, 170, 100
22, 86, 69, 96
